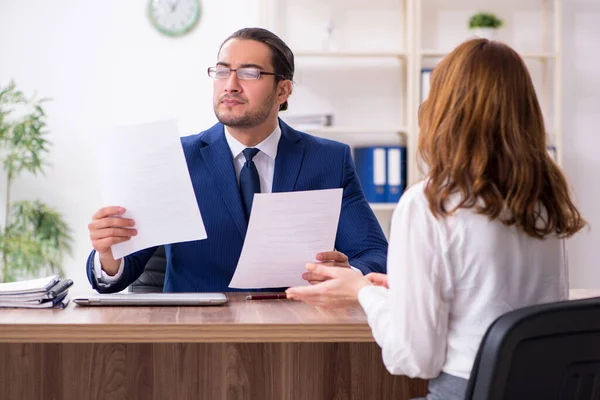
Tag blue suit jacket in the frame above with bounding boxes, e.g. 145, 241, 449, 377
86, 120, 388, 293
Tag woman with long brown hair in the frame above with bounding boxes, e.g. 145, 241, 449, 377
286, 38, 586, 399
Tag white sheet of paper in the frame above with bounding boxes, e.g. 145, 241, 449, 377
96, 119, 207, 259
229, 188, 343, 289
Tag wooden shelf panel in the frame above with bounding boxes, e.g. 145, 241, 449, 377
305, 126, 408, 134
369, 203, 398, 211
295, 51, 407, 59
420, 49, 557, 60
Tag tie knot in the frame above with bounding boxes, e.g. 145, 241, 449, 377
242, 148, 260, 162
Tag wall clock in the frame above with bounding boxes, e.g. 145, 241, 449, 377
148, 0, 201, 37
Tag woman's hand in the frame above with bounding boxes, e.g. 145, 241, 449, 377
286, 263, 372, 308
365, 273, 389, 288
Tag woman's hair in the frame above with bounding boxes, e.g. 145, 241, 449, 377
418, 38, 586, 239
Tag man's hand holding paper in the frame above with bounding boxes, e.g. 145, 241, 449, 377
88, 206, 137, 276
303, 250, 352, 285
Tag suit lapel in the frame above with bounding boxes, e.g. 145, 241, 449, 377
199, 124, 247, 238
273, 120, 305, 193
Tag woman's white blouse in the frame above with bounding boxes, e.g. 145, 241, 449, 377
358, 181, 568, 380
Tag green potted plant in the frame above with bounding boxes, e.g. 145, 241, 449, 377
0, 80, 73, 282
468, 12, 504, 40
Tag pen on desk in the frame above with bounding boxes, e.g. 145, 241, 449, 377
245, 294, 288, 301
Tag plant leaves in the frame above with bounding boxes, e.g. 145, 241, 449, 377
0, 81, 70, 283
0, 200, 73, 281
0, 81, 51, 178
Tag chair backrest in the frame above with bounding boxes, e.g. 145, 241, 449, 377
465, 296, 600, 400
129, 246, 166, 293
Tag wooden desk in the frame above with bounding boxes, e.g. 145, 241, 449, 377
0, 293, 428, 400
2, 290, 597, 400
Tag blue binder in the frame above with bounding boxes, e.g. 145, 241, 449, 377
386, 146, 407, 203
354, 147, 387, 203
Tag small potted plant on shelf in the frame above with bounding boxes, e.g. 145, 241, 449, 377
468, 12, 503, 40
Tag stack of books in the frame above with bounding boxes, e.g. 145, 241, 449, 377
0, 275, 72, 309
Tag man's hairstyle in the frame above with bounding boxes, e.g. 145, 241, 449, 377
418, 38, 586, 239
220, 27, 294, 111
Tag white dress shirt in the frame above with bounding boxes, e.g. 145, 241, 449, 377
93, 125, 281, 285
357, 180, 568, 380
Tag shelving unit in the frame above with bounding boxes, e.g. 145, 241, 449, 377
259, 0, 412, 229
414, 0, 563, 171
259, 0, 562, 234
420, 49, 557, 59
294, 51, 407, 59
304, 126, 408, 135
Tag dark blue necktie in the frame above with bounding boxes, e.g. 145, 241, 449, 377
240, 148, 261, 220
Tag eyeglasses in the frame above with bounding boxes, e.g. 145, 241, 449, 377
207, 67, 284, 81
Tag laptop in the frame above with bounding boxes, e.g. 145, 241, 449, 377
72, 293, 227, 306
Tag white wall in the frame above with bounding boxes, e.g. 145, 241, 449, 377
562, 0, 600, 288
0, 0, 598, 291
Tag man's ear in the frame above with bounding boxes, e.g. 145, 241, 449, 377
277, 79, 293, 103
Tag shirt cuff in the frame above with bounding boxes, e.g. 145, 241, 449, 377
350, 265, 363, 274
93, 251, 125, 285
357, 284, 389, 312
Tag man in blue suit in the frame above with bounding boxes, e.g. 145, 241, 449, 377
86, 27, 387, 293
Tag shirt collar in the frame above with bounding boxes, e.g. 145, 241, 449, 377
224, 124, 281, 161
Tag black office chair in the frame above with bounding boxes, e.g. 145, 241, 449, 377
465, 296, 600, 400
129, 246, 166, 293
